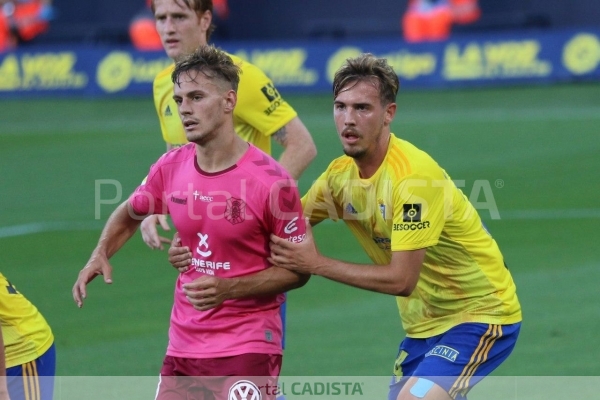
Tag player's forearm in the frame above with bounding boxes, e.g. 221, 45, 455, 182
274, 117, 316, 180
225, 267, 309, 300
278, 147, 315, 180
311, 256, 414, 296
93, 201, 143, 259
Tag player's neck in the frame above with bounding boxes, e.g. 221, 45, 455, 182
194, 133, 248, 173
356, 132, 391, 179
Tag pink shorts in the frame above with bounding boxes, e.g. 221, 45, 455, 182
156, 353, 282, 400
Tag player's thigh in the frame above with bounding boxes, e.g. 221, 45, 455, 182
397, 377, 452, 400
214, 354, 282, 400
389, 323, 520, 400
6, 344, 56, 400
415, 323, 520, 399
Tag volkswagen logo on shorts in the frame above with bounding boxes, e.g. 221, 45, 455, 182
228, 380, 262, 400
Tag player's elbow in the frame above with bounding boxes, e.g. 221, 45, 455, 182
389, 279, 417, 297
291, 273, 311, 290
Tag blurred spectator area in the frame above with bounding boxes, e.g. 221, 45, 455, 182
29, 0, 600, 46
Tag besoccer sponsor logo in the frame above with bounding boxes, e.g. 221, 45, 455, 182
426, 345, 459, 362
260, 83, 280, 102
403, 203, 422, 222
393, 221, 430, 231
395, 203, 430, 231
229, 380, 262, 400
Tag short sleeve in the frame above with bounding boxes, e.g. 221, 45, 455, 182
391, 174, 446, 251
268, 178, 306, 243
234, 60, 297, 137
129, 162, 168, 216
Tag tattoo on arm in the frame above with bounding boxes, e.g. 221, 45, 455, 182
272, 126, 288, 147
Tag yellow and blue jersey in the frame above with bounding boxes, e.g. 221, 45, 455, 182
302, 134, 522, 338
0, 272, 54, 368
153, 52, 298, 154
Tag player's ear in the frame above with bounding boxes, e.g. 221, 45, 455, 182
199, 9, 212, 32
384, 102, 397, 126
223, 90, 237, 113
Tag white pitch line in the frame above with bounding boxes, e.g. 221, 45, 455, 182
1, 209, 599, 239
484, 208, 600, 221
0, 221, 105, 239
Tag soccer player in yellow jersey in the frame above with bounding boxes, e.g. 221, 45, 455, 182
0, 272, 55, 400
141, 0, 316, 250
268, 54, 522, 400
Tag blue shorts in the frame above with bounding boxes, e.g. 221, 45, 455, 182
388, 323, 521, 400
7, 343, 56, 400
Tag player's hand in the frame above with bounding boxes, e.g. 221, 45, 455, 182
141, 214, 172, 250
168, 233, 192, 273
72, 253, 113, 308
269, 218, 320, 274
182, 276, 231, 311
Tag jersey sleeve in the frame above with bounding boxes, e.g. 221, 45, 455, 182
267, 178, 306, 242
234, 59, 297, 137
301, 170, 343, 226
391, 173, 446, 251
129, 161, 168, 216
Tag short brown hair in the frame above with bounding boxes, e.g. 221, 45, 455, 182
172, 45, 240, 91
333, 53, 399, 105
151, 0, 216, 41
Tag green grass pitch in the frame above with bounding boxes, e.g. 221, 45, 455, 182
1, 82, 599, 380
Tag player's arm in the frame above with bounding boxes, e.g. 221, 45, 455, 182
0, 328, 10, 400
72, 201, 144, 307
272, 116, 316, 180
269, 220, 424, 296
182, 266, 309, 311
139, 142, 175, 250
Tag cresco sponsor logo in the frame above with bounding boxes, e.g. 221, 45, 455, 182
286, 233, 306, 243
393, 221, 431, 231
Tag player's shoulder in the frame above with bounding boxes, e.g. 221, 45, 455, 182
154, 63, 176, 86
156, 143, 195, 167
239, 145, 295, 186
326, 155, 355, 176
226, 52, 270, 83
387, 134, 443, 178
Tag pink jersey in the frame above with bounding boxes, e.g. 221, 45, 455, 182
130, 143, 306, 358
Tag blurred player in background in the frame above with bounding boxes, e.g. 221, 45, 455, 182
266, 53, 522, 400
73, 45, 309, 399
1, 272, 56, 400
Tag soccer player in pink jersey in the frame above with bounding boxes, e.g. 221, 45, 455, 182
72, 45, 308, 399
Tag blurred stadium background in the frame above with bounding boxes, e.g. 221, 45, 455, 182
1, 0, 599, 387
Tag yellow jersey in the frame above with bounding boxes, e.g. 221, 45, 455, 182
0, 273, 54, 368
302, 134, 522, 338
153, 52, 298, 154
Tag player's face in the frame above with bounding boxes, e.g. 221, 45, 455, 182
173, 71, 233, 145
154, 0, 211, 60
333, 79, 395, 160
